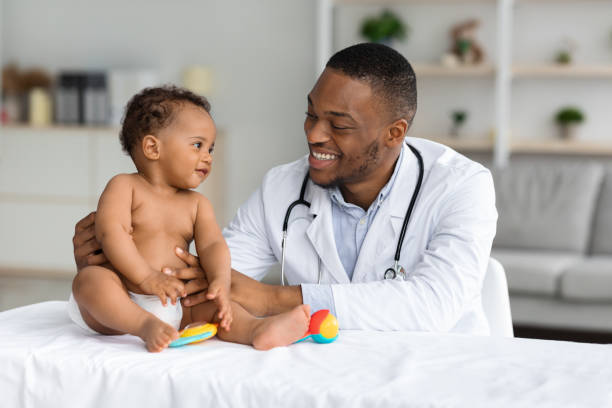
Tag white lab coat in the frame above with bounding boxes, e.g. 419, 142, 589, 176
223, 138, 498, 334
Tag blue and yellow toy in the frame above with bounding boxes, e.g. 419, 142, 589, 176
169, 322, 218, 348
295, 309, 339, 344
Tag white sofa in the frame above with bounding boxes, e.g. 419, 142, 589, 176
490, 159, 612, 333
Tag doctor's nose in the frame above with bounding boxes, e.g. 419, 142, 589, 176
305, 119, 331, 145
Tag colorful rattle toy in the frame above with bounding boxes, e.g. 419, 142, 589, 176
169, 322, 218, 348
295, 309, 339, 344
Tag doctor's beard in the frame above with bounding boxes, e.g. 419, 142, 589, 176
310, 139, 381, 189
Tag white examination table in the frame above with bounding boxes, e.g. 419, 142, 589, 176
1, 301, 612, 407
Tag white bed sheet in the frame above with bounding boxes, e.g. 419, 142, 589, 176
1, 301, 612, 408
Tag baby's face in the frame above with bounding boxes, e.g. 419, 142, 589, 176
157, 104, 217, 190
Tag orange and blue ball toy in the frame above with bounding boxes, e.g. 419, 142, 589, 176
295, 309, 339, 344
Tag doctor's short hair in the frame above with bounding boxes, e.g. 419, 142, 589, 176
326, 43, 417, 124
119, 85, 211, 157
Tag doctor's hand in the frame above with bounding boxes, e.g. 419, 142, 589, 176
165, 247, 210, 307
73, 212, 108, 270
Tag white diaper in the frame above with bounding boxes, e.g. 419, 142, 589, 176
67, 292, 183, 334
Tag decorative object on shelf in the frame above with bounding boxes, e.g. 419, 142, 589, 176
183, 66, 213, 96
449, 19, 484, 65
450, 110, 468, 138
555, 106, 585, 140
440, 53, 460, 68
1, 64, 53, 126
1, 64, 24, 124
360, 10, 408, 45
56, 71, 108, 126
554, 38, 577, 65
28, 88, 52, 126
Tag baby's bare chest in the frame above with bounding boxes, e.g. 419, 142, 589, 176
130, 193, 196, 243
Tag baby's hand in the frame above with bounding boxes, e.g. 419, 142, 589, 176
207, 280, 233, 331
138, 270, 186, 306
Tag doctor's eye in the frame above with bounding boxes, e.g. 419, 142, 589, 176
331, 123, 350, 130
305, 111, 317, 120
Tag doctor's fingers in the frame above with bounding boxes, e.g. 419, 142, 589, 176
182, 278, 209, 296
85, 252, 107, 267
166, 266, 206, 281
174, 247, 200, 267
181, 287, 210, 307
75, 212, 96, 234
73, 222, 96, 248
74, 236, 101, 258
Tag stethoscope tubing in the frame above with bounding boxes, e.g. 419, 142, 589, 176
280, 142, 423, 284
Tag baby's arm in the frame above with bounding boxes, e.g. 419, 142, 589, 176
96, 175, 185, 305
193, 194, 232, 330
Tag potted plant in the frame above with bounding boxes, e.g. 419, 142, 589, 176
360, 10, 408, 45
555, 107, 585, 139
450, 110, 468, 137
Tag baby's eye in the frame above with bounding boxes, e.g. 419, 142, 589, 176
193, 142, 202, 149
209, 145, 215, 154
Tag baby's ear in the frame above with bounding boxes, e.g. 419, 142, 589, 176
142, 135, 160, 160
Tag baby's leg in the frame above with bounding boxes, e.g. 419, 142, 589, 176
190, 300, 311, 350
72, 266, 178, 352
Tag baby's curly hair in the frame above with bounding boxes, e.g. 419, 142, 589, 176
119, 85, 211, 156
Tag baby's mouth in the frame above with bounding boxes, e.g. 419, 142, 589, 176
196, 169, 209, 177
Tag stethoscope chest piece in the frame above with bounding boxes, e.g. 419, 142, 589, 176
384, 265, 405, 280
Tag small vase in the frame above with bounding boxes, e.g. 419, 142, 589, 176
559, 123, 578, 140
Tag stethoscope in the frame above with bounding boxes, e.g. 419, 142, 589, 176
280, 142, 424, 285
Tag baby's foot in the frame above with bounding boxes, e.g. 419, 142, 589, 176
252, 304, 311, 351
137, 316, 179, 352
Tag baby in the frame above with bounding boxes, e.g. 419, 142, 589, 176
68, 86, 310, 352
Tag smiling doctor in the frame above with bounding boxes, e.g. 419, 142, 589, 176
74, 43, 497, 334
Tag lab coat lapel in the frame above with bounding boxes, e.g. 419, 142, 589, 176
352, 143, 419, 282
305, 183, 351, 284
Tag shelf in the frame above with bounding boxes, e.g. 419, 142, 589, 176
428, 136, 612, 155
427, 136, 495, 152
510, 139, 612, 155
413, 64, 496, 77
1, 124, 118, 133
513, 65, 612, 79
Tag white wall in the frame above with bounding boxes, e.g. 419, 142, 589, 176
1, 0, 316, 225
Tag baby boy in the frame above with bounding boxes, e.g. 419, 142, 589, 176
68, 86, 310, 352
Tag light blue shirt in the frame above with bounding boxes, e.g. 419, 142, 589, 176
301, 147, 405, 314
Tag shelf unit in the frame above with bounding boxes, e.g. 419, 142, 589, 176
316, 0, 612, 166
429, 136, 612, 156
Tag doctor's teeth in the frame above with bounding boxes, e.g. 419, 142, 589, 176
313, 152, 338, 160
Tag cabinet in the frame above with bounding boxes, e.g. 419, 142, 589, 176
0, 125, 227, 275
316, 0, 612, 166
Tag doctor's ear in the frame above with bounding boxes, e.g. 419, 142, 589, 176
142, 135, 161, 160
385, 119, 409, 147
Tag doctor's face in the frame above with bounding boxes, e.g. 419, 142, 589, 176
304, 68, 396, 189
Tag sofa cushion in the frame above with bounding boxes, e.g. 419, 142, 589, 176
590, 170, 612, 255
491, 249, 582, 296
560, 256, 612, 301
492, 162, 603, 253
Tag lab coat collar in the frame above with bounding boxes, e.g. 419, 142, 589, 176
351, 142, 422, 281
305, 181, 351, 284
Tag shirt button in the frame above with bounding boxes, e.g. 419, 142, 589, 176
359, 218, 366, 225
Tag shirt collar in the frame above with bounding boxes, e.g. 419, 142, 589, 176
329, 144, 405, 211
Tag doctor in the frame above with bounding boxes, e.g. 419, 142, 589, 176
73, 43, 497, 334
